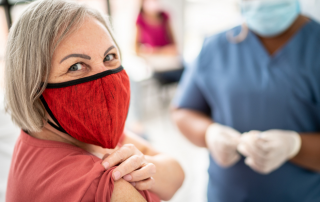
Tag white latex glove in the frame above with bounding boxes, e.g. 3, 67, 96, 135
238, 130, 302, 174
205, 123, 241, 168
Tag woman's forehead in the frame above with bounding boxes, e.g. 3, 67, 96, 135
54, 17, 116, 56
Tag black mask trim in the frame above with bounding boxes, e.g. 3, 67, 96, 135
40, 95, 68, 134
47, 120, 67, 134
46, 65, 124, 89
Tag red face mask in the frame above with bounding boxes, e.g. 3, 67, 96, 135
40, 66, 130, 149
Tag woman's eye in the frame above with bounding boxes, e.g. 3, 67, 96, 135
68, 63, 83, 72
104, 54, 115, 62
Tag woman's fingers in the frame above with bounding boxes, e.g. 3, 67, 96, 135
133, 177, 155, 191
112, 154, 146, 181
100, 143, 153, 184
123, 163, 156, 182
101, 144, 138, 170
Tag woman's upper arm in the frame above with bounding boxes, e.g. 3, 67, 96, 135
165, 21, 176, 45
135, 26, 142, 54
135, 26, 141, 44
94, 166, 148, 202
122, 130, 159, 156
111, 179, 147, 202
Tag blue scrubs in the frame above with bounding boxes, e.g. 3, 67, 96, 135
174, 20, 320, 202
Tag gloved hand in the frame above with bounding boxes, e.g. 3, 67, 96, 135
237, 130, 301, 174
205, 123, 241, 168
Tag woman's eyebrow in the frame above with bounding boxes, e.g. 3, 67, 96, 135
60, 46, 116, 64
104, 45, 115, 56
60, 54, 91, 64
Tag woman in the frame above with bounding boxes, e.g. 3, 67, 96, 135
135, 0, 177, 56
5, 0, 184, 201
135, 0, 183, 84
173, 0, 320, 201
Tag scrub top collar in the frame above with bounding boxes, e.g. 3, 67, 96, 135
248, 18, 313, 62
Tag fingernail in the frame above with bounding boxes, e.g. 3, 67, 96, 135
113, 171, 121, 181
123, 175, 132, 181
130, 182, 136, 187
102, 162, 109, 169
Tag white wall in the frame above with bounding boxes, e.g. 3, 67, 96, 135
183, 0, 241, 63
0, 92, 20, 202
300, 0, 320, 23
161, 0, 185, 52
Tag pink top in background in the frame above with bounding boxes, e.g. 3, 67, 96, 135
136, 12, 172, 47
6, 131, 160, 202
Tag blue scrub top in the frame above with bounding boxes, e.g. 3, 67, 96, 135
174, 20, 320, 202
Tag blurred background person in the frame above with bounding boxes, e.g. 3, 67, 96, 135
135, 0, 184, 84
172, 0, 320, 202
135, 0, 177, 56
127, 0, 185, 138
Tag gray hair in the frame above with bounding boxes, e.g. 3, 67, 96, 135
5, 0, 119, 132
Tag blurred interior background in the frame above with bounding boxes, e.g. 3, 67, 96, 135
0, 0, 319, 201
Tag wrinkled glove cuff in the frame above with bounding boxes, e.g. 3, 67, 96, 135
205, 123, 219, 147
289, 132, 302, 159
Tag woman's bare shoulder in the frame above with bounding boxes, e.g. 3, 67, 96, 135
111, 179, 147, 202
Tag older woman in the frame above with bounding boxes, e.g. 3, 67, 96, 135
4, 0, 184, 201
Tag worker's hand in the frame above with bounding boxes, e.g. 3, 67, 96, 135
238, 130, 301, 174
101, 144, 156, 191
205, 123, 241, 168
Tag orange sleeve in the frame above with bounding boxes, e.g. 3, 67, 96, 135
84, 166, 160, 202
94, 167, 115, 202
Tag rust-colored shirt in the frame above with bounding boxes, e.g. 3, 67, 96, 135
6, 131, 159, 202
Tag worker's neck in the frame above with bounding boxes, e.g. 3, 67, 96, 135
143, 11, 160, 20
257, 15, 310, 55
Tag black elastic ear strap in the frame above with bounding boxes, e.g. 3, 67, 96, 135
40, 95, 68, 134
47, 121, 66, 134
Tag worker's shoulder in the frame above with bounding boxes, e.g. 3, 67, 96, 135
307, 18, 320, 32
196, 25, 241, 66
202, 25, 242, 49
305, 19, 320, 44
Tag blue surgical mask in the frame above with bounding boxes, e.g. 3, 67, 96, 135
241, 0, 300, 37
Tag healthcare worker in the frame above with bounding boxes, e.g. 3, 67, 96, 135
172, 0, 320, 201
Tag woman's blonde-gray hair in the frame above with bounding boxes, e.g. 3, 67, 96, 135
5, 0, 119, 132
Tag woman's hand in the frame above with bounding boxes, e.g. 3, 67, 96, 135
101, 144, 156, 190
